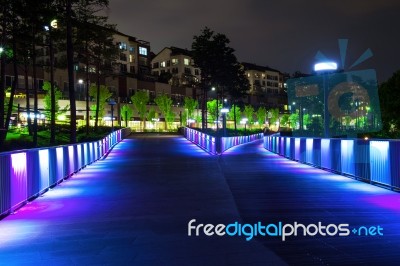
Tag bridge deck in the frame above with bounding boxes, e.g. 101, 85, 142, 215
0, 134, 399, 265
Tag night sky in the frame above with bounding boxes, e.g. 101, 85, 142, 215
106, 0, 400, 83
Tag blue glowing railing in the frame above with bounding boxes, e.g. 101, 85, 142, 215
221, 133, 264, 153
264, 135, 400, 191
184, 127, 263, 154
0, 128, 131, 218
184, 128, 216, 154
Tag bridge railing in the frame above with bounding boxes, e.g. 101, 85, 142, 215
264, 135, 400, 191
184, 127, 263, 154
0, 128, 131, 218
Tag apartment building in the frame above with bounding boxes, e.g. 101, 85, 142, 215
151, 47, 201, 87
241, 62, 287, 110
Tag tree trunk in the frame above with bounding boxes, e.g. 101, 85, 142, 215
66, 0, 77, 143
201, 87, 207, 130
85, 41, 90, 135
49, 27, 56, 144
233, 103, 237, 133
0, 7, 7, 145
95, 63, 100, 131
24, 58, 32, 135
32, 24, 38, 147
5, 21, 18, 135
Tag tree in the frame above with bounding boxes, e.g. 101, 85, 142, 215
379, 70, 400, 137
207, 99, 222, 124
228, 105, 241, 127
147, 107, 157, 129
289, 112, 299, 129
256, 106, 267, 127
184, 97, 198, 120
280, 114, 290, 128
89, 84, 111, 122
131, 91, 149, 131
303, 114, 311, 129
268, 108, 280, 129
155, 94, 173, 130
243, 105, 255, 128
192, 27, 248, 130
120, 104, 132, 127
42, 81, 67, 122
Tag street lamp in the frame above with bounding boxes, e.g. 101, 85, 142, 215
108, 98, 116, 132
241, 118, 248, 134
314, 61, 338, 138
221, 107, 229, 137
44, 19, 58, 144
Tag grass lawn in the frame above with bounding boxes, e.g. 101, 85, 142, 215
1, 126, 116, 153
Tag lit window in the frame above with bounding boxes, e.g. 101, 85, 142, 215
129, 46, 135, 53
172, 58, 178, 65
129, 54, 135, 63
119, 42, 127, 50
184, 58, 190, 66
160, 61, 166, 67
139, 47, 147, 56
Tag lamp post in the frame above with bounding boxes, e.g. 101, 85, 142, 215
241, 118, 248, 134
221, 107, 229, 137
108, 98, 116, 132
314, 62, 338, 138
45, 19, 58, 144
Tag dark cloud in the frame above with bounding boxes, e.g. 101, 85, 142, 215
107, 0, 400, 82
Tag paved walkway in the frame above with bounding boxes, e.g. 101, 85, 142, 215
1, 134, 400, 265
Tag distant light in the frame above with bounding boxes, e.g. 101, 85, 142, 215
0, 47, 3, 53
364, 136, 369, 140
212, 87, 216, 91
50, 19, 58, 29
57, 114, 66, 121
78, 79, 83, 84
221, 108, 229, 113
314, 62, 338, 72
44, 25, 50, 31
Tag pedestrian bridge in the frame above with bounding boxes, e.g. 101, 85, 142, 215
0, 134, 399, 265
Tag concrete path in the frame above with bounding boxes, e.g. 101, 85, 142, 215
0, 134, 285, 266
1, 134, 400, 265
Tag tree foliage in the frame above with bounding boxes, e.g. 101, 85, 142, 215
155, 94, 174, 130
131, 90, 149, 130
42, 81, 68, 120
256, 106, 267, 126
89, 84, 112, 120
268, 108, 280, 127
184, 97, 198, 119
379, 70, 400, 137
120, 104, 133, 127
243, 105, 255, 127
207, 99, 222, 123
228, 105, 241, 126
192, 27, 248, 129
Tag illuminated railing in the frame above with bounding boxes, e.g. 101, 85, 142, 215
264, 135, 400, 191
184, 127, 263, 154
184, 128, 216, 154
0, 128, 131, 218
221, 133, 264, 153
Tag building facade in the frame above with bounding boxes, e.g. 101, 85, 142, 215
241, 62, 287, 110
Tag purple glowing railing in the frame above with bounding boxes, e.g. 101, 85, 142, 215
0, 128, 131, 218
220, 133, 263, 153
184, 128, 216, 154
184, 127, 263, 155
264, 135, 400, 191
